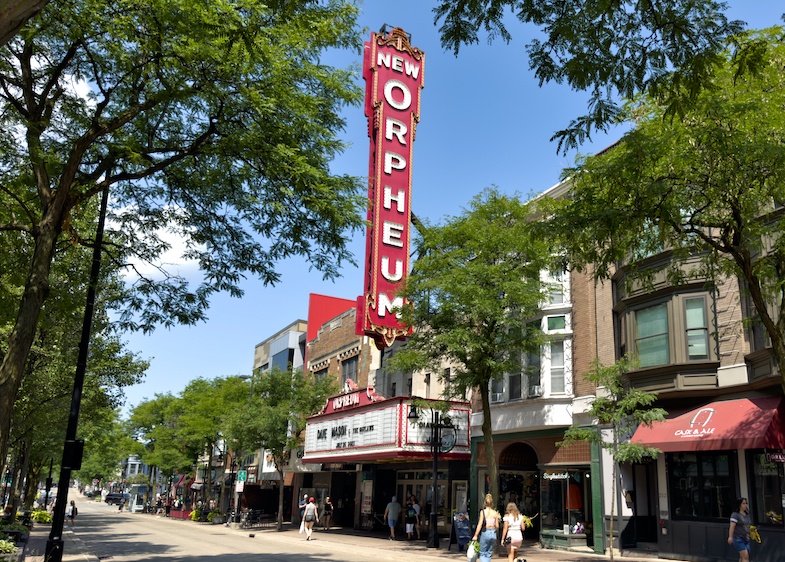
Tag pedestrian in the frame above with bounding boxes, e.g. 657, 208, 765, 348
500, 502, 523, 562
322, 496, 334, 530
303, 496, 318, 540
298, 493, 308, 534
728, 497, 751, 562
383, 495, 401, 540
66, 500, 78, 528
404, 500, 419, 540
472, 494, 500, 562
410, 495, 421, 539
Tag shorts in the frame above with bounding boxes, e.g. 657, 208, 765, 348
406, 523, 415, 533
732, 538, 750, 553
388, 518, 397, 528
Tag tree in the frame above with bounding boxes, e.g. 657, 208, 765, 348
432, 0, 765, 151
224, 367, 336, 531
545, 28, 785, 393
0, 0, 50, 47
391, 188, 553, 504
126, 393, 195, 480
559, 357, 665, 560
0, 0, 366, 466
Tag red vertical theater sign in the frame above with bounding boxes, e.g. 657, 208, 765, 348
356, 27, 424, 349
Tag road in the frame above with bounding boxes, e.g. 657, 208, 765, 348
25, 492, 669, 562
32, 493, 457, 562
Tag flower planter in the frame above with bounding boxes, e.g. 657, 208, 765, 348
210, 516, 226, 524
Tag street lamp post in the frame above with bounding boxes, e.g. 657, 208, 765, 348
428, 408, 440, 549
408, 402, 454, 549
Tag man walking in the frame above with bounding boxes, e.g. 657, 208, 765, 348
383, 495, 401, 540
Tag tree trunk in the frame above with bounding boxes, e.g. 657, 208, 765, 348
0, 215, 61, 472
0, 0, 50, 46
478, 378, 499, 506
276, 465, 284, 531
609, 455, 616, 562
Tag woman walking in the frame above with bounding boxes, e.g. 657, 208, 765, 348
728, 497, 751, 562
303, 497, 319, 540
322, 496, 334, 531
500, 502, 523, 562
472, 494, 500, 562
66, 500, 78, 528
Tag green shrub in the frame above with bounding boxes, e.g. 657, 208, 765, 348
0, 523, 27, 534
207, 510, 222, 522
189, 509, 200, 521
31, 510, 52, 523
0, 538, 18, 554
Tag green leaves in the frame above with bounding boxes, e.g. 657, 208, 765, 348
433, 0, 748, 152
560, 357, 666, 464
547, 28, 785, 391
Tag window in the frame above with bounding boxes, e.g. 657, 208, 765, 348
490, 378, 505, 403
341, 355, 358, 385
314, 367, 328, 380
407, 377, 413, 396
540, 470, 585, 532
635, 303, 669, 367
391, 382, 397, 397
550, 341, 565, 394
272, 349, 294, 371
525, 348, 541, 397
751, 452, 785, 527
547, 315, 566, 331
685, 298, 709, 360
667, 452, 736, 520
546, 268, 566, 305
508, 372, 522, 400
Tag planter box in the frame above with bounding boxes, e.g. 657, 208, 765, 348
169, 510, 191, 520
210, 516, 226, 524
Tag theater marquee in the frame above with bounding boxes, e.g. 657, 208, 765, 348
301, 392, 470, 464
356, 27, 424, 349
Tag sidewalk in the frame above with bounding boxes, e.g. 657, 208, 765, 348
21, 514, 662, 562
22, 524, 92, 562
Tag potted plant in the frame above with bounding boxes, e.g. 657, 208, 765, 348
30, 510, 52, 524
207, 510, 225, 524
0, 537, 19, 562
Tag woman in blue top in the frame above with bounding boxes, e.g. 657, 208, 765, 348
727, 497, 751, 562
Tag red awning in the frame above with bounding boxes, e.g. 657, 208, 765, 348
631, 396, 785, 452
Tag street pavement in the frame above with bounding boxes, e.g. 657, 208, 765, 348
21, 493, 664, 562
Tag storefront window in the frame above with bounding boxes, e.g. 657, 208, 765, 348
540, 470, 585, 534
751, 452, 785, 526
667, 451, 736, 520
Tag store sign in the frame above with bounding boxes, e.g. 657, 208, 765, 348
766, 452, 785, 463
304, 404, 399, 454
543, 471, 570, 480
356, 27, 425, 349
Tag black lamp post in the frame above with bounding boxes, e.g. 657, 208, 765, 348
45, 185, 109, 562
408, 402, 455, 549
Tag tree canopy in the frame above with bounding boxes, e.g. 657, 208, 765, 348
393, 188, 554, 503
224, 367, 337, 530
545, 27, 785, 392
0, 0, 366, 465
432, 0, 772, 152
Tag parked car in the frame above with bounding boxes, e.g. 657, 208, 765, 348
104, 493, 130, 505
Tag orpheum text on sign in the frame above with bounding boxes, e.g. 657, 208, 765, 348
356, 27, 424, 348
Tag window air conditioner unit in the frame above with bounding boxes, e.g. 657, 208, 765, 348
491, 392, 504, 403
527, 385, 543, 398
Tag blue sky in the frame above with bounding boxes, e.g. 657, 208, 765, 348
120, 1, 784, 413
